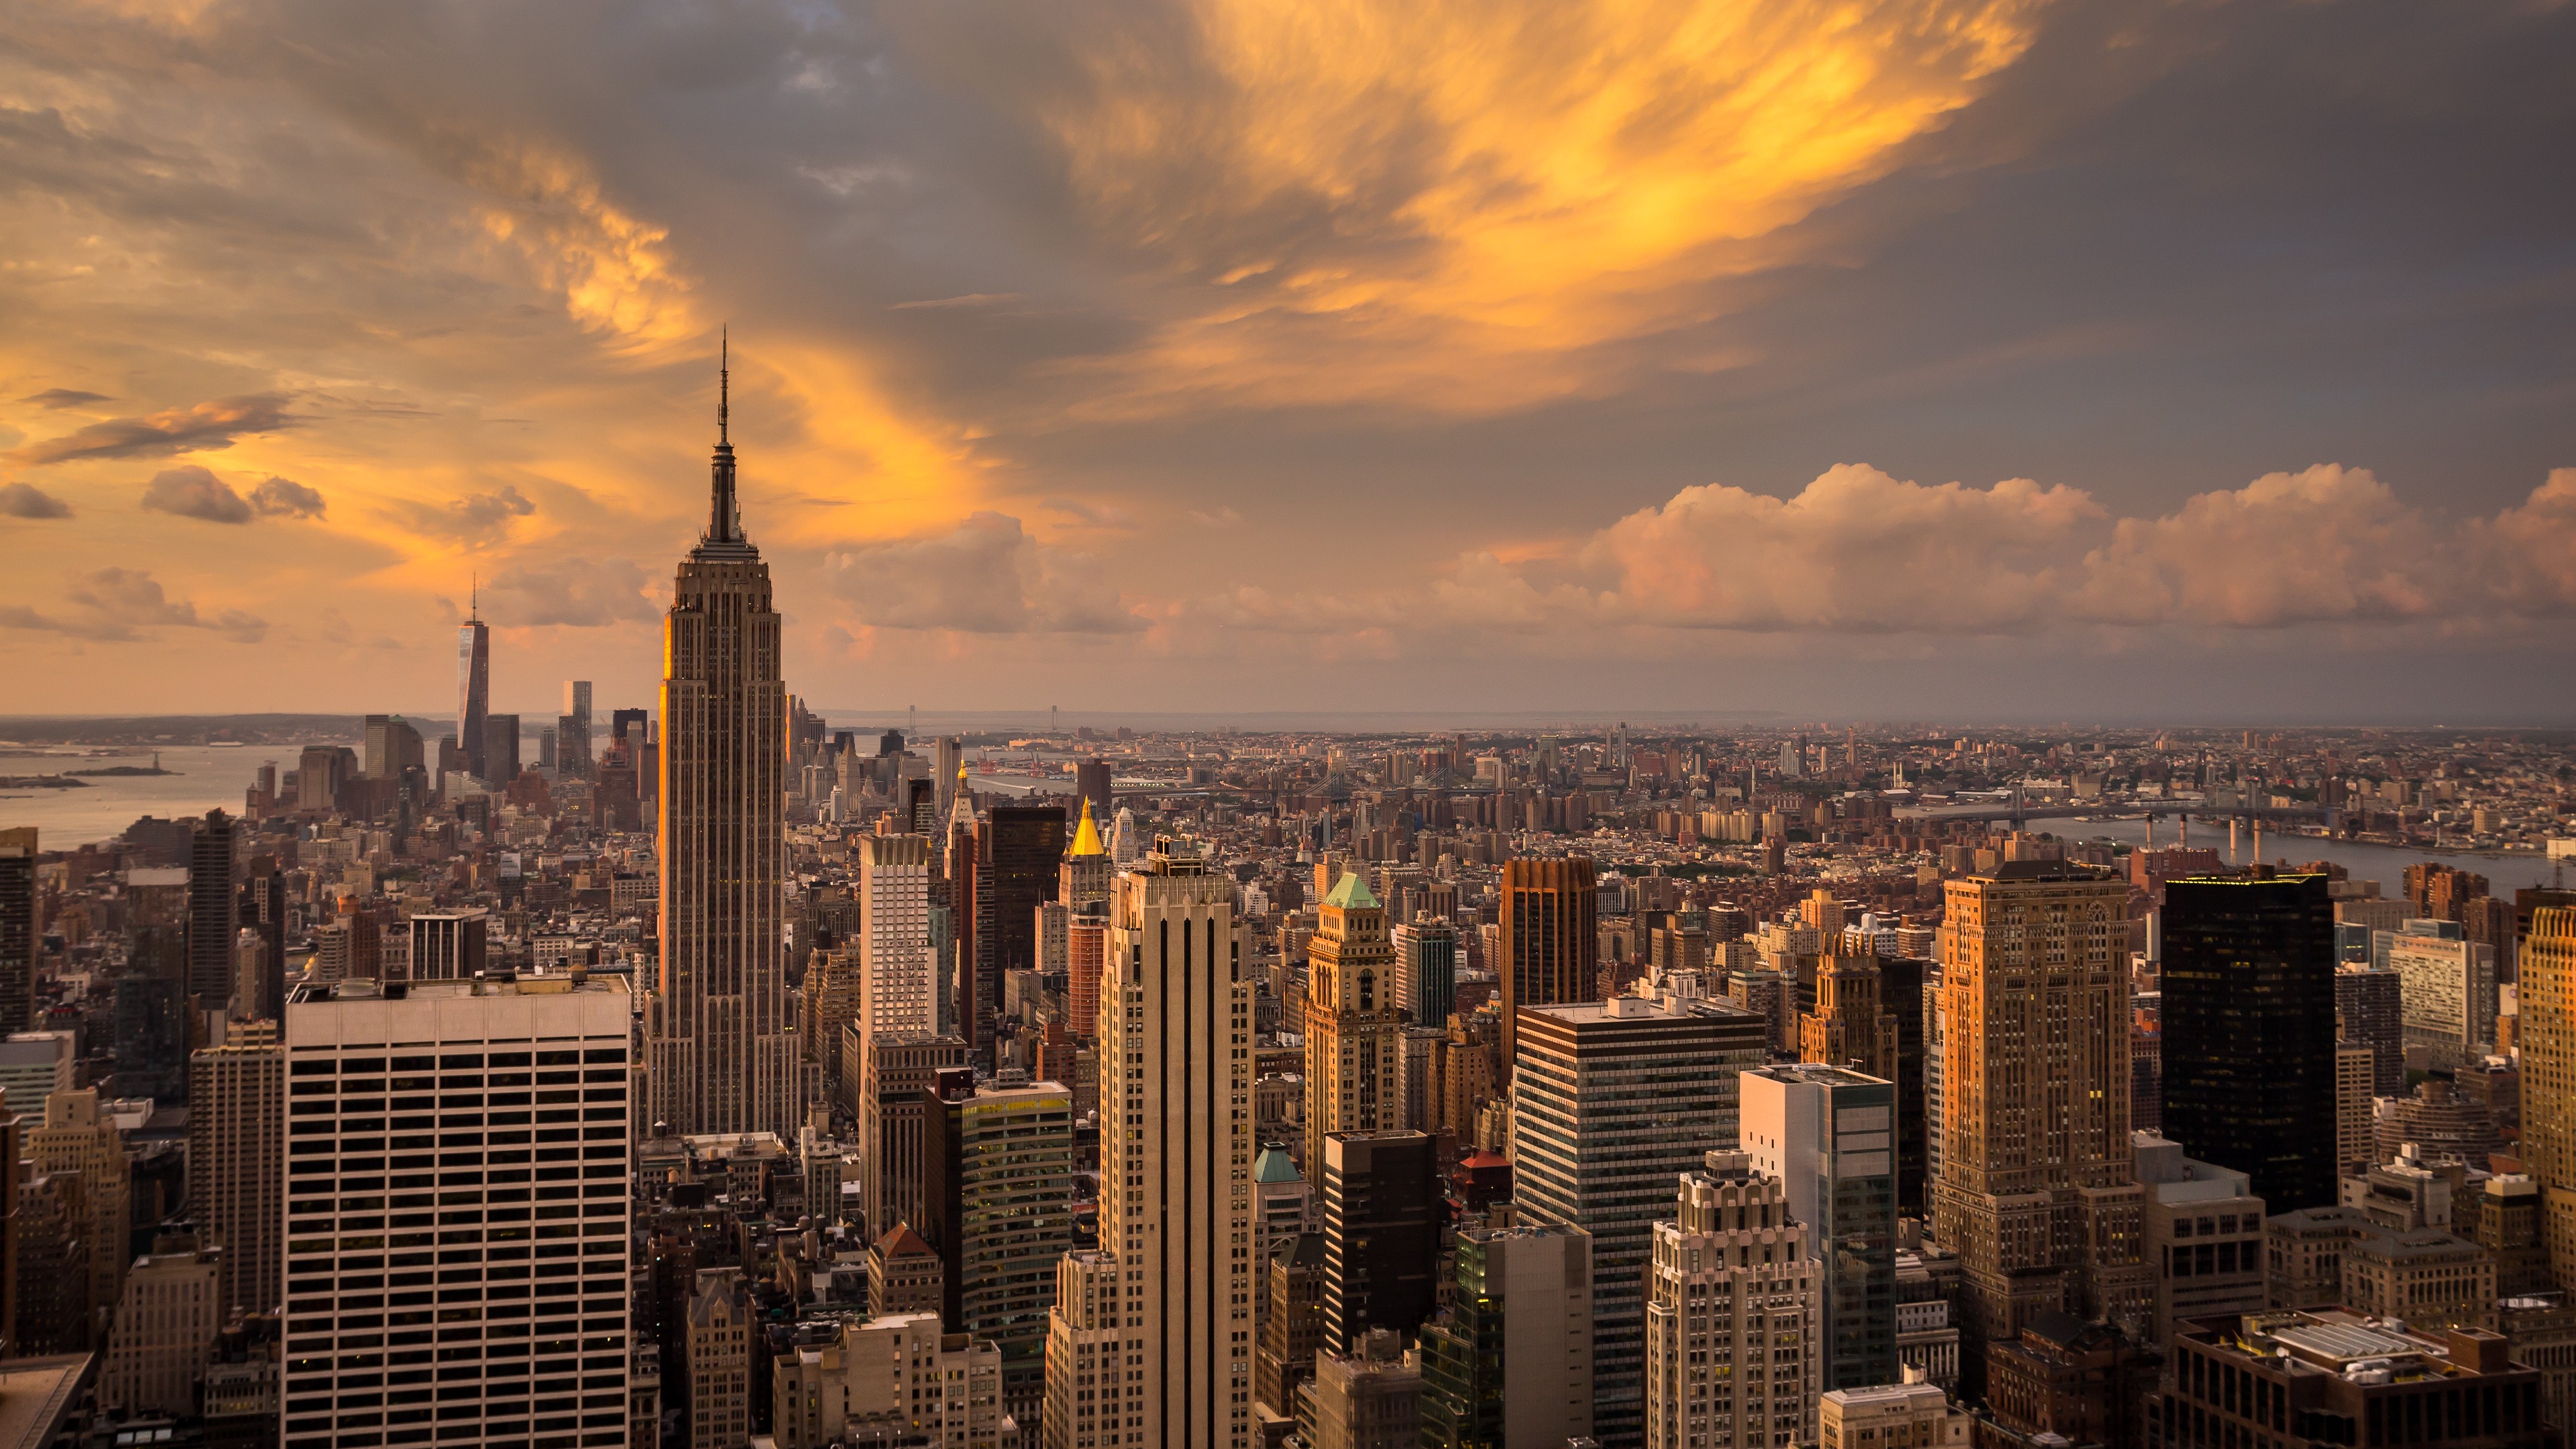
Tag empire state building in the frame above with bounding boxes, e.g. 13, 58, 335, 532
648, 351, 801, 1137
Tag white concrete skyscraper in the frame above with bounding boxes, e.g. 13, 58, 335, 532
1044, 836, 1253, 1449
647, 348, 800, 1138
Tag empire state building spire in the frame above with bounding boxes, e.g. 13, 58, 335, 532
699, 329, 755, 558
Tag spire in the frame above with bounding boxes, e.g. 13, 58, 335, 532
1070, 796, 1106, 857
700, 329, 751, 554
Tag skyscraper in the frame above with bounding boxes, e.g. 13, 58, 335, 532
1044, 837, 1252, 1449
560, 678, 594, 778
2517, 905, 2576, 1290
1741, 1063, 1898, 1391
1061, 798, 1112, 910
0, 826, 35, 1037
856, 833, 938, 1230
1415, 1222, 1595, 1449
981, 802, 1069, 1055
1497, 857, 1599, 1073
1930, 863, 2147, 1391
1513, 996, 1768, 1446
482, 713, 521, 787
2159, 873, 2339, 1213
458, 590, 490, 782
187, 1019, 282, 1320
1643, 1150, 1823, 1449
647, 353, 800, 1139
924, 1070, 1076, 1425
186, 808, 236, 1014
279, 975, 633, 1449
1305, 872, 1407, 1173
1318, 1130, 1441, 1350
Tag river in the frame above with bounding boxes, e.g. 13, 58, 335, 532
0, 742, 328, 849
2056, 815, 2568, 896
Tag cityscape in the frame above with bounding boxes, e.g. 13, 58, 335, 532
3, 3, 2575, 1449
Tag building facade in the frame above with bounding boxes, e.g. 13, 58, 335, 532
1305, 873, 1408, 1173
1741, 1063, 1898, 1391
1496, 858, 1598, 1072
1643, 1150, 1824, 1449
2159, 873, 2339, 1213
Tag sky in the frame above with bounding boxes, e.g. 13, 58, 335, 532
3, 0, 2573, 725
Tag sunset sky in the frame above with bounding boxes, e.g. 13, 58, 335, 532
4, 0, 2573, 722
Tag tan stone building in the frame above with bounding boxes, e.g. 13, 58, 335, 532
686, 1268, 753, 1449
23, 1088, 131, 1338
186, 1019, 282, 1320
771, 1311, 1004, 1449
1644, 1150, 1823, 1449
2520, 905, 2576, 1288
1802, 952, 1898, 1079
98, 1239, 219, 1416
1304, 873, 1407, 1173
1929, 863, 2148, 1387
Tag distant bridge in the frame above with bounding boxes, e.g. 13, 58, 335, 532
1892, 799, 2336, 828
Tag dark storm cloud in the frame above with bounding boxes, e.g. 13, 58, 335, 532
0, 482, 72, 519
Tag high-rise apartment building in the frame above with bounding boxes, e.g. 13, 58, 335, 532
0, 827, 34, 1037
1305, 873, 1407, 1172
1642, 1150, 1823, 1449
1318, 1130, 1440, 1352
2160, 873, 2339, 1212
1742, 1063, 1898, 1391
1930, 863, 2147, 1390
2518, 905, 2576, 1291
2336, 1044, 2377, 1180
1415, 1221, 1594, 1449
280, 974, 632, 1449
647, 369, 800, 1139
1497, 859, 1598, 1072
1042, 838, 1252, 1449
458, 602, 490, 782
924, 1071, 1077, 1426
189, 1019, 284, 1320
1513, 996, 1768, 1446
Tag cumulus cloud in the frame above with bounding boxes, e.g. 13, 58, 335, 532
140, 466, 255, 524
1416, 465, 2576, 639
486, 556, 657, 627
403, 485, 539, 545
250, 476, 327, 519
9, 394, 292, 465
823, 513, 1144, 633
0, 482, 72, 519
0, 568, 266, 643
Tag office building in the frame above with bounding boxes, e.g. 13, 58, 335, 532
2337, 1044, 2377, 1179
25, 1088, 133, 1339
971, 803, 1066, 1059
1391, 918, 1459, 1029
0, 1032, 72, 1116
771, 1311, 1004, 1449
1817, 1374, 1970, 1449
407, 911, 489, 981
363, 714, 426, 782
861, 1033, 967, 1237
1416, 1220, 1594, 1449
2133, 1131, 2266, 1348
482, 712, 521, 788
1305, 874, 1408, 1173
100, 1238, 221, 1416
2156, 1309, 2546, 1449
686, 1268, 752, 1449
0, 827, 34, 1037
2337, 965, 2405, 1096
2383, 920, 2499, 1070
1801, 954, 1898, 1080
1497, 859, 1598, 1071
187, 807, 236, 1010
1040, 837, 1253, 1449
1513, 995, 1768, 1445
1742, 1063, 1898, 1391
189, 1019, 284, 1320
458, 600, 490, 782
561, 679, 594, 777
1061, 799, 1112, 910
1643, 1150, 1823, 1449
1254, 1232, 1329, 1421
857, 833, 939, 1220
1299, 1329, 1422, 1449
925, 1071, 1076, 1426
1930, 863, 2147, 1391
1319, 1130, 1440, 1351
1075, 757, 1112, 826
2519, 906, 2576, 1291
280, 974, 632, 1449
2160, 873, 2338, 1213
647, 371, 801, 1138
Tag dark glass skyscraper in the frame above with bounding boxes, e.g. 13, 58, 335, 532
2161, 872, 2339, 1212
457, 601, 490, 782
186, 808, 235, 1012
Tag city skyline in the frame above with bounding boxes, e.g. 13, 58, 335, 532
3, 0, 2575, 720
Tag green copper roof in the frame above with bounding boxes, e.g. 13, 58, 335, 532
1254, 1145, 1302, 1184
1324, 871, 1380, 910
